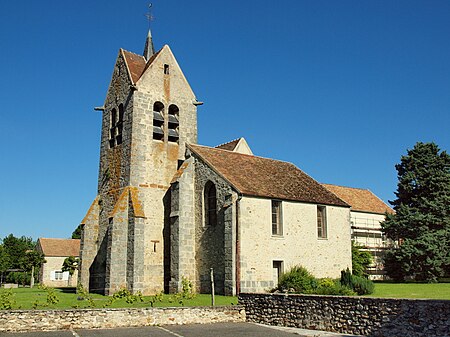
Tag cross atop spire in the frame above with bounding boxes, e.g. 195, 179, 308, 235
143, 3, 155, 61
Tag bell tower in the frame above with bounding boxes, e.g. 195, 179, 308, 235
79, 30, 201, 295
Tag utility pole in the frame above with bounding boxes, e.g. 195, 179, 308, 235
210, 268, 215, 306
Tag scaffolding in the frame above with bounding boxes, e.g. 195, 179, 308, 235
351, 216, 394, 280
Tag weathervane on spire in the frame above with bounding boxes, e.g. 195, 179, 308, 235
143, 3, 155, 60
145, 3, 154, 28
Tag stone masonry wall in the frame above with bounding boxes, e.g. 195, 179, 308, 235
193, 154, 236, 295
239, 293, 450, 337
0, 306, 245, 333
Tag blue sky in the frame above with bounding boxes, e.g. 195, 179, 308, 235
0, 1, 449, 240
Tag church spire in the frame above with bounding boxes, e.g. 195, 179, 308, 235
143, 29, 155, 61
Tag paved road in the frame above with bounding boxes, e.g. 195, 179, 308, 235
0, 323, 359, 337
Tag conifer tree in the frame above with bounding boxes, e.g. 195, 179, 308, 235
382, 142, 450, 282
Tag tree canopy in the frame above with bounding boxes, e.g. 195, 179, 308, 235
71, 225, 83, 239
1, 234, 35, 270
382, 142, 450, 282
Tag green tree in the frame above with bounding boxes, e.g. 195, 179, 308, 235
71, 225, 83, 239
19, 250, 46, 287
0, 245, 11, 283
351, 242, 373, 277
1, 234, 34, 269
382, 142, 450, 282
62, 256, 79, 286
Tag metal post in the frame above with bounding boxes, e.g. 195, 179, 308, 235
210, 267, 215, 306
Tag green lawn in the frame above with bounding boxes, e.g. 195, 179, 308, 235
1, 287, 237, 310
2, 283, 449, 310
368, 282, 450, 300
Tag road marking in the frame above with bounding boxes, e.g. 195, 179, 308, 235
156, 326, 185, 337
70, 328, 81, 337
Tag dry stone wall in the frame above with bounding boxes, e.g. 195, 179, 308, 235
0, 306, 245, 333
239, 293, 450, 337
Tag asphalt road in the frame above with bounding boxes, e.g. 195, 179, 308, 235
0, 323, 357, 337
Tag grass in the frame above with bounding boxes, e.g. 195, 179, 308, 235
368, 282, 450, 300
1, 287, 238, 310
3, 282, 449, 310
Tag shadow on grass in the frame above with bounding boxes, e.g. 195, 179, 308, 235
56, 287, 76, 293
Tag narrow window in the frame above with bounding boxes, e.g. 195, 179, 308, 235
116, 104, 124, 145
168, 104, 179, 143
153, 101, 164, 141
164, 64, 170, 74
109, 108, 117, 148
272, 261, 283, 286
317, 205, 327, 238
204, 181, 217, 226
272, 200, 282, 236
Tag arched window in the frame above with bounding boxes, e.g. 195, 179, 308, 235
204, 181, 217, 226
153, 101, 164, 141
168, 104, 179, 143
109, 108, 117, 148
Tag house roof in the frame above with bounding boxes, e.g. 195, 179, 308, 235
322, 184, 394, 215
37, 238, 80, 257
188, 144, 349, 207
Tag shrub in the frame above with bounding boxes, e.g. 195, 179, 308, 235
340, 268, 374, 295
315, 278, 356, 296
276, 265, 317, 294
350, 275, 375, 295
352, 242, 373, 277
0, 289, 16, 309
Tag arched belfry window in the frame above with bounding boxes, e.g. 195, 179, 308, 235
168, 104, 179, 143
153, 101, 164, 141
204, 181, 217, 226
109, 108, 117, 148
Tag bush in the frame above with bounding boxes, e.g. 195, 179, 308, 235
315, 278, 356, 296
352, 242, 373, 277
351, 275, 375, 295
6, 271, 31, 286
340, 268, 374, 295
276, 265, 317, 294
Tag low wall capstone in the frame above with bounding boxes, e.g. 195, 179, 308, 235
0, 306, 245, 332
238, 293, 450, 337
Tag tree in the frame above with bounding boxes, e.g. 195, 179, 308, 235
382, 142, 450, 282
1, 234, 35, 270
71, 225, 83, 240
19, 250, 46, 287
62, 256, 79, 287
0, 245, 10, 283
351, 242, 373, 277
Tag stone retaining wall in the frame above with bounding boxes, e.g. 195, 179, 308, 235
0, 306, 245, 332
239, 293, 450, 337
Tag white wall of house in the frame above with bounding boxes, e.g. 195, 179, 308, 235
40, 256, 78, 287
238, 197, 352, 293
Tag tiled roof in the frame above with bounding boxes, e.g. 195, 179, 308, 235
189, 144, 349, 207
322, 184, 394, 215
37, 238, 80, 257
215, 138, 242, 151
121, 49, 160, 84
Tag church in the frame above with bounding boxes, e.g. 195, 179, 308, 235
79, 30, 353, 296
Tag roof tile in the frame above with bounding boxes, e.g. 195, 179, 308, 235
189, 144, 349, 207
322, 184, 394, 215
37, 238, 80, 257
122, 49, 160, 84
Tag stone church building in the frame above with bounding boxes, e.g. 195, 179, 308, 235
79, 30, 353, 296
